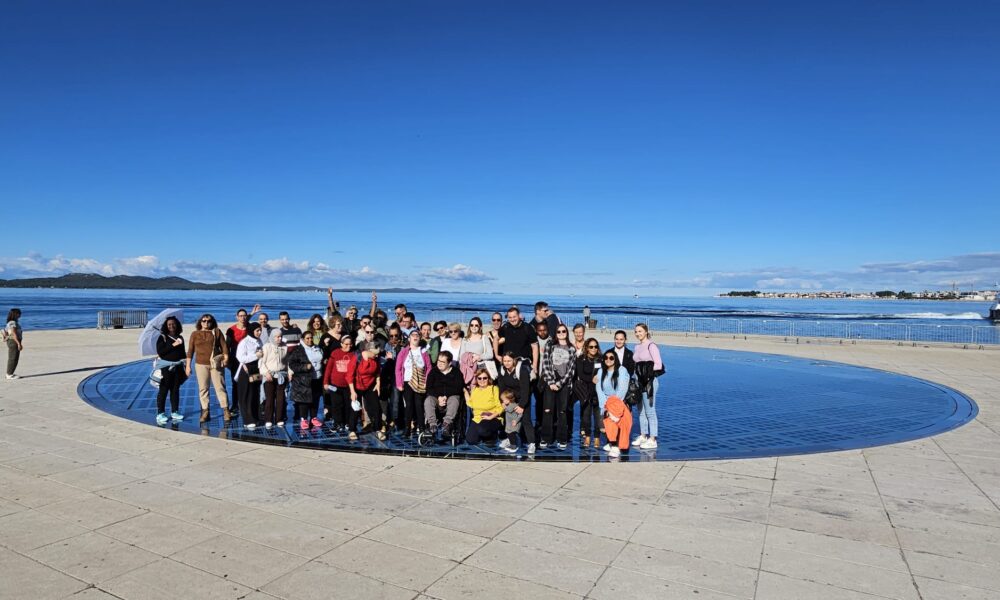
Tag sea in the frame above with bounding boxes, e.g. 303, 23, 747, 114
0, 288, 994, 331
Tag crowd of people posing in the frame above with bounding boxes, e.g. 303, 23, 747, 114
154, 292, 664, 457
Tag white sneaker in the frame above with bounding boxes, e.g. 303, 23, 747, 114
556, 442, 567, 450
502, 445, 517, 454
527, 443, 536, 454
499, 439, 511, 449
265, 422, 273, 428
608, 446, 621, 458
632, 434, 647, 446
640, 438, 658, 450
277, 421, 285, 426
602, 443, 612, 452
245, 423, 256, 430
5, 374, 19, 380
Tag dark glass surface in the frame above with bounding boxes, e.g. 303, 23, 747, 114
77, 347, 978, 462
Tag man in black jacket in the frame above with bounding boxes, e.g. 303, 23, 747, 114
424, 350, 464, 439
611, 330, 636, 376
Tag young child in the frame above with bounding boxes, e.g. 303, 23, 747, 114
500, 389, 521, 454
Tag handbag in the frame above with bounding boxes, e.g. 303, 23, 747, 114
623, 377, 642, 407
409, 351, 427, 394
210, 330, 225, 369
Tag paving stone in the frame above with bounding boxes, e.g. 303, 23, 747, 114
0, 509, 90, 552
591, 566, 740, 600
27, 530, 160, 583
614, 541, 758, 598
363, 517, 486, 562
398, 499, 515, 539
762, 546, 919, 599
97, 512, 218, 556
425, 564, 578, 600
37, 493, 147, 530
262, 559, 416, 600
101, 557, 253, 600
465, 539, 605, 595
0, 545, 89, 600
318, 537, 456, 591
170, 534, 310, 588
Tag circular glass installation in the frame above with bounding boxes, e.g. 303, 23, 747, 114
78, 346, 977, 462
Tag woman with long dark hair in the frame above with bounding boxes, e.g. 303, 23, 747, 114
185, 313, 231, 423
4, 308, 23, 380
597, 350, 631, 456
235, 321, 264, 429
574, 337, 601, 448
155, 316, 188, 425
540, 324, 577, 449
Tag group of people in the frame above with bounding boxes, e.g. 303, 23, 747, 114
155, 292, 664, 456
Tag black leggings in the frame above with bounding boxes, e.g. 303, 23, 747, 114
542, 385, 570, 444
327, 386, 351, 426
294, 379, 322, 421
576, 383, 599, 436
402, 383, 425, 431
156, 367, 182, 414
348, 388, 378, 431
466, 418, 501, 444
236, 370, 260, 425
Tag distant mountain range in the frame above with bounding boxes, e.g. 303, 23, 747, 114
0, 273, 444, 294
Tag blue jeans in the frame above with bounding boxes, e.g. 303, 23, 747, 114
638, 378, 659, 437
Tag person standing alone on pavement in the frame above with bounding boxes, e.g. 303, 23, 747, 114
4, 308, 23, 380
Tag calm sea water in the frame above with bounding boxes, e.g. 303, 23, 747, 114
0, 288, 993, 331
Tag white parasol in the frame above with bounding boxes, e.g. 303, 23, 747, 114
138, 308, 185, 357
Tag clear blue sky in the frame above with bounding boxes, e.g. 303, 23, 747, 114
2, 0, 998, 294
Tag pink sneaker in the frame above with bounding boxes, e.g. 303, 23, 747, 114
299, 418, 309, 430
310, 418, 323, 428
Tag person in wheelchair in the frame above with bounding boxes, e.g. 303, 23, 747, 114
424, 350, 464, 442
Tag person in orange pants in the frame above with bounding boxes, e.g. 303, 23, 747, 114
603, 394, 632, 458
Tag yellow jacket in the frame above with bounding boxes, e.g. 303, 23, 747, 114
467, 386, 502, 424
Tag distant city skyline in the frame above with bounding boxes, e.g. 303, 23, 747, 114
2, 1, 998, 296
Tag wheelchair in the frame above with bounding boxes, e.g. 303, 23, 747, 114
416, 398, 467, 447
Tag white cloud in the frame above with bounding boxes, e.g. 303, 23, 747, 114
422, 264, 495, 283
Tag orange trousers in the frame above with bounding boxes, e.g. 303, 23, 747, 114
602, 395, 633, 451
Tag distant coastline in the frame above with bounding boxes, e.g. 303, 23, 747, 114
721, 290, 997, 301
0, 273, 446, 294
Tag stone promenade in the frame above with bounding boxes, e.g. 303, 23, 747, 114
1, 329, 998, 599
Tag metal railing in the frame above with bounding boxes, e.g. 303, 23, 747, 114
425, 310, 999, 346
97, 310, 148, 330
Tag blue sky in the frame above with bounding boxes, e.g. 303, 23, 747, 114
2, 1, 998, 295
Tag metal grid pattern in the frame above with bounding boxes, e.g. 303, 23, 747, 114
77, 347, 978, 462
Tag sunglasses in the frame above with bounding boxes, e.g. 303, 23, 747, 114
586, 344, 598, 349
476, 376, 489, 381
491, 318, 502, 322
556, 330, 568, 334
604, 356, 616, 361
200, 319, 211, 323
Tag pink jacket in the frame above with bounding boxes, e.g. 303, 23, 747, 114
395, 346, 432, 387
